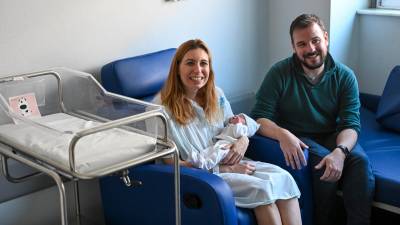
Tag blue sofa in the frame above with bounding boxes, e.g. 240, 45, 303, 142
99, 49, 313, 225
360, 94, 400, 213
357, 66, 400, 214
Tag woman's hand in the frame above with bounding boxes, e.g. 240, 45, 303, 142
162, 158, 193, 167
221, 136, 249, 165
219, 162, 256, 174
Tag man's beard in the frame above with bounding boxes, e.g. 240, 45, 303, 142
299, 50, 325, 70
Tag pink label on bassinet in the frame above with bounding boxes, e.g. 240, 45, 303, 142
9, 93, 41, 118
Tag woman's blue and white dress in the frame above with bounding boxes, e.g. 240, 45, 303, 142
153, 88, 300, 208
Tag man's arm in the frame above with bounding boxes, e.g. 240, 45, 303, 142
252, 64, 307, 170
336, 128, 357, 152
256, 118, 308, 170
256, 118, 283, 140
314, 67, 361, 182
315, 128, 358, 182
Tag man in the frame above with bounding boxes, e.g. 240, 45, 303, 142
251, 14, 375, 225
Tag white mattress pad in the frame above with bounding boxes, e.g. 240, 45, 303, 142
0, 113, 156, 174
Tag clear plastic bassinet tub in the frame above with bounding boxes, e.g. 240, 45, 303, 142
0, 68, 180, 225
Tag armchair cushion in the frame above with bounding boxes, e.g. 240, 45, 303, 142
101, 48, 176, 100
376, 65, 400, 132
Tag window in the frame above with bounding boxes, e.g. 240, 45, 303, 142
377, 0, 400, 9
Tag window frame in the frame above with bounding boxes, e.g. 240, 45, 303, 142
377, 0, 400, 9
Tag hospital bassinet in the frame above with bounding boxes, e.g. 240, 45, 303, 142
0, 68, 180, 225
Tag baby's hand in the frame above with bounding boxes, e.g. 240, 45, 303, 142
222, 144, 233, 150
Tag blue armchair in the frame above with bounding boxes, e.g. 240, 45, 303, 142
99, 49, 313, 225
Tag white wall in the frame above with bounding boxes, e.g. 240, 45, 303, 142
0, 0, 268, 224
358, 13, 400, 95
329, 0, 369, 77
0, 0, 266, 99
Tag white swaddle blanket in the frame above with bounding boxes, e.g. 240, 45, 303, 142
186, 114, 261, 170
0, 113, 156, 174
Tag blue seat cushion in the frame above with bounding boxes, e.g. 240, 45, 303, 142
359, 107, 400, 207
376, 66, 400, 132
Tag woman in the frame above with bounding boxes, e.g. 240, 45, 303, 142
153, 39, 302, 225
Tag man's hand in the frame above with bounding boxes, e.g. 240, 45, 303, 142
221, 136, 249, 165
256, 118, 307, 169
315, 148, 345, 182
219, 161, 256, 174
277, 129, 308, 170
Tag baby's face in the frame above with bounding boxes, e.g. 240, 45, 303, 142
229, 115, 246, 124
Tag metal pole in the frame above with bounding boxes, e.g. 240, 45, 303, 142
173, 149, 181, 225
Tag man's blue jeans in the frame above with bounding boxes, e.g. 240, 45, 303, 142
301, 137, 375, 225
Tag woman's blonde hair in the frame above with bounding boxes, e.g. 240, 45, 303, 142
160, 39, 218, 125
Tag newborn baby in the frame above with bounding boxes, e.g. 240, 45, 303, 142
185, 113, 260, 171
214, 113, 260, 143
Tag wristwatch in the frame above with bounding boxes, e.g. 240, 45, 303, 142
336, 145, 350, 157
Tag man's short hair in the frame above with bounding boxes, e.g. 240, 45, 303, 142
290, 14, 327, 43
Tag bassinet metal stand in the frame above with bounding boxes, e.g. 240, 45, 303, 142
0, 146, 180, 225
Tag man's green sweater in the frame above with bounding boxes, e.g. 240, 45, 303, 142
251, 53, 360, 138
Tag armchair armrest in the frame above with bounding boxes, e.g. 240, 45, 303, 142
247, 135, 313, 225
100, 164, 238, 225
